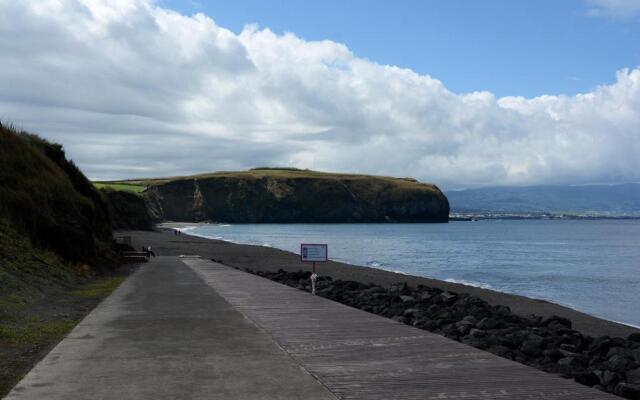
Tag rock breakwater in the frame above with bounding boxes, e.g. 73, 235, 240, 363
243, 268, 640, 399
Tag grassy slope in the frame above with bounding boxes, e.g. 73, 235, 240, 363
0, 220, 73, 316
0, 124, 114, 266
0, 220, 126, 396
0, 123, 126, 395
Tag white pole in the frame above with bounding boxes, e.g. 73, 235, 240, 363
310, 273, 317, 295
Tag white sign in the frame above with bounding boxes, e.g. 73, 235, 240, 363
300, 243, 328, 262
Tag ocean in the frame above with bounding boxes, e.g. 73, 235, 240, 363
184, 220, 640, 328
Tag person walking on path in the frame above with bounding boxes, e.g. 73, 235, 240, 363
147, 245, 156, 257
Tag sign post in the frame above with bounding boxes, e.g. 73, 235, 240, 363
300, 243, 328, 295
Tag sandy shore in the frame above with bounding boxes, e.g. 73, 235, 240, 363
121, 227, 639, 339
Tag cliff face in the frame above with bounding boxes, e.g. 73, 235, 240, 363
144, 169, 449, 223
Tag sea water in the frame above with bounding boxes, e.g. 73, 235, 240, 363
185, 220, 640, 328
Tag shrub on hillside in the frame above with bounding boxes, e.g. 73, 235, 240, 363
0, 123, 114, 268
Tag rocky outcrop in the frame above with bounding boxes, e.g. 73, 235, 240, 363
143, 169, 449, 223
247, 268, 640, 400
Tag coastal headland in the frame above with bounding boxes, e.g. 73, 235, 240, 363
100, 168, 450, 223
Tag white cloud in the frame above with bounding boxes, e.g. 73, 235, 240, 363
1, 0, 639, 189
586, 0, 640, 19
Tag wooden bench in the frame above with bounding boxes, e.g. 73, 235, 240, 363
123, 251, 148, 263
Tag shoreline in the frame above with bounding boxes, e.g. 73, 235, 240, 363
161, 221, 640, 332
125, 226, 639, 339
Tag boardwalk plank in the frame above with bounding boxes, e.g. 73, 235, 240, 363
185, 259, 619, 400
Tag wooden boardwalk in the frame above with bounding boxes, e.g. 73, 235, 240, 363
184, 258, 617, 400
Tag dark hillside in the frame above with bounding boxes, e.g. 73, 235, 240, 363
0, 219, 77, 306
0, 216, 129, 396
0, 123, 114, 267
102, 189, 153, 230
0, 123, 127, 395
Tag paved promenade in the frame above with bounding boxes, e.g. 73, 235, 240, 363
5, 257, 334, 400
7, 257, 617, 399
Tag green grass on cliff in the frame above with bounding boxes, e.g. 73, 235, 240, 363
102, 168, 441, 193
188, 168, 434, 188
93, 182, 146, 193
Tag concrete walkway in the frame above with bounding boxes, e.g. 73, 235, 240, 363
183, 258, 617, 400
6, 256, 617, 400
5, 257, 335, 400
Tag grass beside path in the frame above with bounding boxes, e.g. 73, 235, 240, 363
0, 274, 129, 397
72, 276, 126, 298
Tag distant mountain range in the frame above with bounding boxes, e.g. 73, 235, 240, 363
445, 183, 640, 215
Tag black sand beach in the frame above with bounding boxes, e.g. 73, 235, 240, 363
123, 226, 639, 339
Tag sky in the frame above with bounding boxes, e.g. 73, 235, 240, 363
161, 0, 640, 98
1, 0, 639, 189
